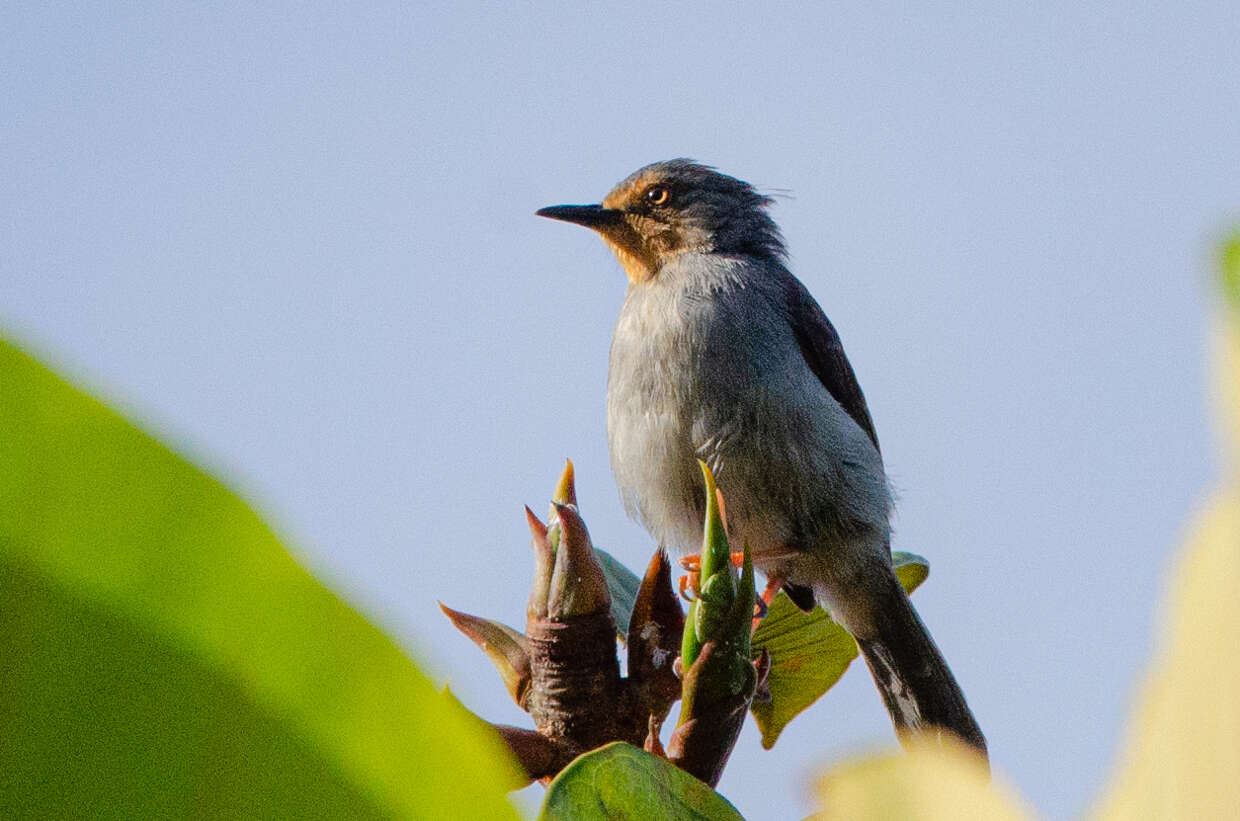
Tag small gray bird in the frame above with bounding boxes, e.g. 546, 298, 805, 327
537, 159, 986, 756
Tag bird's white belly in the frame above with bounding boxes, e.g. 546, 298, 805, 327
606, 299, 705, 553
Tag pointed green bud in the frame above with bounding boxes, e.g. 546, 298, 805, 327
697, 461, 733, 592
546, 459, 578, 553
723, 540, 754, 659
439, 603, 532, 707
545, 458, 577, 555
526, 506, 554, 618
546, 502, 611, 619
626, 549, 685, 715
552, 458, 577, 508
682, 461, 740, 669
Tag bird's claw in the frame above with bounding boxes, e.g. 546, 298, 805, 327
678, 550, 748, 601
678, 572, 699, 601
678, 550, 746, 572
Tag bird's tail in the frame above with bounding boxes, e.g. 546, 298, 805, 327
855, 576, 988, 760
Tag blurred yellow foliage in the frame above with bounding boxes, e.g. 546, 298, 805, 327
1092, 294, 1240, 820
808, 263, 1240, 820
1221, 301, 1240, 469
1093, 490, 1240, 820
811, 737, 1035, 820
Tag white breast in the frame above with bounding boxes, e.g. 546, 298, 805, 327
606, 253, 891, 563
607, 269, 706, 552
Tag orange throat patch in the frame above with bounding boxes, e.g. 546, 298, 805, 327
601, 234, 658, 282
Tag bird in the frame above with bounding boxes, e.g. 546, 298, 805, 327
536, 159, 986, 757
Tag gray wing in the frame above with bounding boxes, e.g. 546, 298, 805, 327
782, 274, 880, 453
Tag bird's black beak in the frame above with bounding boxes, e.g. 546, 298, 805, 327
535, 204, 624, 229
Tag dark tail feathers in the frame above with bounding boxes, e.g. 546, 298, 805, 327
856, 582, 988, 761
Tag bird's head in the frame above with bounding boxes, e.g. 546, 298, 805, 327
536, 159, 784, 283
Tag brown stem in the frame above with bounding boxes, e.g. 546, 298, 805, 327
666, 641, 761, 788
447, 466, 758, 789
491, 724, 572, 783
525, 613, 634, 752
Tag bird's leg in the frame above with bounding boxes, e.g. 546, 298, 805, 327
760, 576, 782, 608
748, 576, 788, 629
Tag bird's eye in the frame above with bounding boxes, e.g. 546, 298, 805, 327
644, 186, 671, 206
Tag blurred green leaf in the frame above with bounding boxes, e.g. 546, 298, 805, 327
0, 336, 521, 820
594, 545, 642, 637
750, 552, 930, 749
1222, 231, 1240, 311
539, 742, 745, 821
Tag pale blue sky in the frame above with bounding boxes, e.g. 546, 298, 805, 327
4, 3, 1238, 819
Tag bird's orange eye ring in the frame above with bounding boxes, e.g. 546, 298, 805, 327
645, 186, 671, 206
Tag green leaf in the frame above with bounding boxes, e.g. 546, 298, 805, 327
749, 592, 859, 749
539, 742, 746, 821
593, 546, 642, 636
749, 552, 931, 749
0, 336, 521, 820
892, 551, 930, 594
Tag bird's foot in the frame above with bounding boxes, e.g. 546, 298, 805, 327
678, 551, 768, 621
678, 551, 748, 600
677, 551, 747, 573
